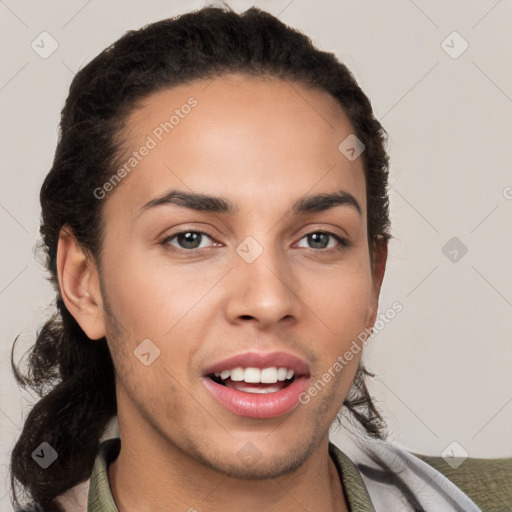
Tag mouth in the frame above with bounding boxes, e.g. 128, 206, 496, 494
207, 366, 298, 394
202, 351, 310, 419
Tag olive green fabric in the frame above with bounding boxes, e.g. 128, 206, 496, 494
87, 438, 120, 512
413, 453, 512, 512
329, 442, 376, 511
87, 438, 377, 511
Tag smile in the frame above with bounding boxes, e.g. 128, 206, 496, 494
202, 351, 310, 419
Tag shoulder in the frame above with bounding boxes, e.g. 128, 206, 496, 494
329, 435, 508, 511
412, 452, 512, 511
44, 438, 121, 512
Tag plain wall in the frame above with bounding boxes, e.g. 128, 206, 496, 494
1, 0, 511, 505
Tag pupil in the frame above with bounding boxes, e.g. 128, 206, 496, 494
310, 233, 328, 249
179, 232, 200, 249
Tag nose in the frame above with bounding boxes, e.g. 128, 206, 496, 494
224, 240, 301, 329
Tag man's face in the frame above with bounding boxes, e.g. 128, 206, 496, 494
96, 75, 384, 478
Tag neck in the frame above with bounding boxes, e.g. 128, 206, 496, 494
108, 432, 348, 512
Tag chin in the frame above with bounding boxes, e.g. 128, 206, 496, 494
215, 451, 309, 480
189, 436, 319, 481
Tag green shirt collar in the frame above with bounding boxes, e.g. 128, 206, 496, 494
87, 438, 375, 512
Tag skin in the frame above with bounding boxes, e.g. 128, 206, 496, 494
58, 75, 387, 512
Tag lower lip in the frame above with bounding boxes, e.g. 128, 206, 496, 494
202, 376, 309, 419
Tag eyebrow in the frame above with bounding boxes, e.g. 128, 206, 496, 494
138, 188, 362, 218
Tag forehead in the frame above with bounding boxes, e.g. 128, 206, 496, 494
105, 75, 366, 220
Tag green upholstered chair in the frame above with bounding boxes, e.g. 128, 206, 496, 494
413, 453, 512, 511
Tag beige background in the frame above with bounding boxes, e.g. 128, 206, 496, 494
1, 0, 511, 505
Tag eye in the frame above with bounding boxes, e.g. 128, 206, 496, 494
162, 230, 217, 250
296, 231, 348, 251
161, 229, 349, 253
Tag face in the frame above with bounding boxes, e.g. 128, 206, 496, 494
86, 75, 385, 478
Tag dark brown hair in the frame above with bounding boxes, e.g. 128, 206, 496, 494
10, 5, 390, 510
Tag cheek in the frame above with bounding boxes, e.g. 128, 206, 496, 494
101, 249, 218, 383
303, 261, 373, 335
102, 248, 203, 337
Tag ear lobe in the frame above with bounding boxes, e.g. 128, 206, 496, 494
367, 237, 388, 327
56, 226, 106, 340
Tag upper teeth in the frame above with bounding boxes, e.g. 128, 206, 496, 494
214, 367, 294, 384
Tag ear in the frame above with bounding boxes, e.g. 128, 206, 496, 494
367, 236, 388, 327
56, 226, 106, 340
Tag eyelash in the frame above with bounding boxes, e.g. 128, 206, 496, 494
161, 229, 350, 253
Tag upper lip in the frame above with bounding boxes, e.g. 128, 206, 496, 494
202, 351, 309, 377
